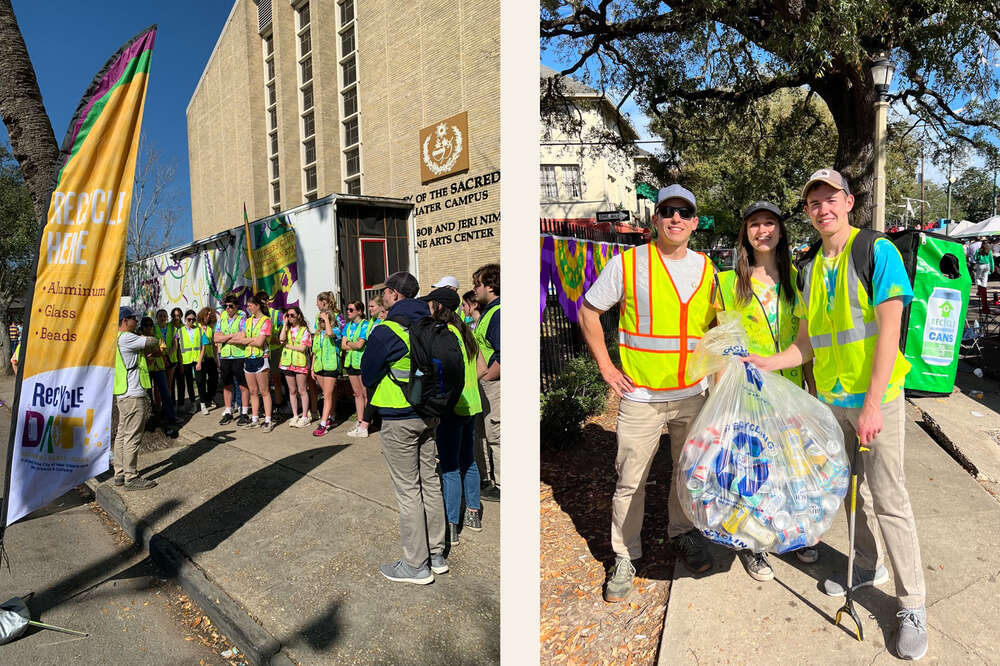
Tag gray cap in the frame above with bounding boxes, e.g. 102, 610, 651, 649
118, 306, 137, 322
743, 200, 783, 221
801, 168, 851, 198
376, 271, 419, 299
656, 184, 697, 210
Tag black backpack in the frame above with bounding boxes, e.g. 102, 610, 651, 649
387, 316, 466, 418
795, 227, 885, 300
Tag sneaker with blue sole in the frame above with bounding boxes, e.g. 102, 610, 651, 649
380, 559, 433, 585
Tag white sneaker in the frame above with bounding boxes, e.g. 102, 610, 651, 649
200, 403, 210, 416
354, 426, 369, 439
346, 423, 360, 437
300, 414, 312, 428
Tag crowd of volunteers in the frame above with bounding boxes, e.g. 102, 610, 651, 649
107, 266, 499, 584
581, 171, 929, 660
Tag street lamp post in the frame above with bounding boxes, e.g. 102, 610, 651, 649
869, 57, 895, 232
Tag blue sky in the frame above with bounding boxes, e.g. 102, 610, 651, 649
0, 0, 236, 246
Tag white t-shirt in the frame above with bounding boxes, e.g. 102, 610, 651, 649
118, 332, 153, 399
585, 247, 712, 403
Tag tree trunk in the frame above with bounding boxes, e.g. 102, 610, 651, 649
0, 0, 60, 224
0, 309, 11, 377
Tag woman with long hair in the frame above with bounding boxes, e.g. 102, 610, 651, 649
169, 307, 188, 410
279, 305, 313, 427
238, 293, 275, 431
461, 289, 479, 325
716, 200, 816, 581
354, 297, 388, 437
153, 309, 178, 424
311, 291, 342, 436
341, 299, 371, 437
195, 307, 219, 414
424, 288, 484, 545
177, 309, 202, 413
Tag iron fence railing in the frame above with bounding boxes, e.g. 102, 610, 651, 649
540, 285, 619, 392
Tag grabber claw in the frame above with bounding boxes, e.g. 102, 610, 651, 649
834, 598, 864, 642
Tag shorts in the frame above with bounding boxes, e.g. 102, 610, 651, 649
220, 357, 247, 387
244, 356, 269, 374
345, 367, 362, 376
281, 366, 308, 376
315, 369, 339, 378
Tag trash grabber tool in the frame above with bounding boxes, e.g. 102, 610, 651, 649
835, 435, 869, 642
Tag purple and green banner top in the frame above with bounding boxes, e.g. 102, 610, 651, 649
541, 235, 629, 323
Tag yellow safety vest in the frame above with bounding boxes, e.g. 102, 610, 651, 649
156, 324, 178, 364
716, 269, 804, 387
619, 244, 717, 390
269, 309, 283, 352
280, 326, 308, 368
218, 312, 246, 358
800, 227, 910, 403
370, 320, 412, 408
114, 332, 151, 395
474, 302, 499, 365
451, 325, 482, 416
179, 326, 202, 365
245, 315, 269, 359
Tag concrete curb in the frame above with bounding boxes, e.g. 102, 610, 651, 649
907, 398, 982, 479
85, 477, 296, 666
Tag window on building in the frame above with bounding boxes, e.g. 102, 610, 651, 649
304, 137, 316, 165
269, 107, 277, 130
342, 55, 356, 86
297, 2, 310, 28
346, 148, 360, 176
340, 0, 354, 25
342, 86, 358, 117
302, 111, 314, 138
341, 25, 355, 55
302, 84, 313, 111
343, 116, 359, 147
300, 56, 312, 83
540, 165, 559, 200
304, 165, 317, 193
299, 30, 311, 56
346, 177, 361, 195
264, 34, 273, 55
271, 156, 280, 180
267, 82, 275, 106
270, 131, 278, 156
266, 58, 275, 81
562, 165, 583, 199
272, 182, 280, 206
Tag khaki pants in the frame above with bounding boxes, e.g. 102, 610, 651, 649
831, 394, 925, 609
380, 417, 446, 569
612, 392, 706, 560
114, 395, 150, 481
478, 378, 500, 486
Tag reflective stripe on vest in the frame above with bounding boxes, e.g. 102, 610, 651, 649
716, 269, 804, 387
370, 320, 412, 408
115, 332, 151, 395
619, 244, 715, 390
280, 326, 309, 368
218, 312, 246, 358
801, 227, 910, 398
180, 326, 202, 364
245, 315, 269, 358
344, 319, 368, 369
474, 303, 499, 364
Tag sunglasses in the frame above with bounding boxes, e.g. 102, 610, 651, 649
225, 304, 237, 309
186, 317, 195, 322
657, 205, 696, 220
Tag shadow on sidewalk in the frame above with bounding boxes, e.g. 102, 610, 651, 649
138, 431, 237, 481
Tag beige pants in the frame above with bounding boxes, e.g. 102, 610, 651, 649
831, 394, 925, 609
114, 395, 150, 481
478, 378, 500, 486
612, 392, 707, 560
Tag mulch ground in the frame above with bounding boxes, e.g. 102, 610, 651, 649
540, 393, 678, 665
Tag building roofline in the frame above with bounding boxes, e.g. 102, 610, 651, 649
541, 64, 641, 141
186, 0, 242, 115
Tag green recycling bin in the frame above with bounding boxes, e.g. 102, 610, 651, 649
890, 230, 971, 397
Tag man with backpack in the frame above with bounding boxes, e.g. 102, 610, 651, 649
749, 169, 927, 660
362, 271, 449, 584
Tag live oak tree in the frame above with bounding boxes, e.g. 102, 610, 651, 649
0, 142, 36, 375
542, 0, 1000, 226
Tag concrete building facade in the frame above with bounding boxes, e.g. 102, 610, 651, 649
187, 0, 500, 291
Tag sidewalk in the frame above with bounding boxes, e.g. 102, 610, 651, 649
657, 382, 1000, 663
0, 377, 499, 665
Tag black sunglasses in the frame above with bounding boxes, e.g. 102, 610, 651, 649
657, 205, 696, 220
186, 317, 195, 322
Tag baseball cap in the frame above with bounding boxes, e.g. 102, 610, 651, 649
656, 184, 697, 210
431, 275, 460, 289
801, 168, 851, 199
375, 271, 419, 299
118, 306, 137, 322
742, 200, 783, 221
420, 286, 460, 311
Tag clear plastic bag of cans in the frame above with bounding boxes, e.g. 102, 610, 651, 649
679, 312, 849, 554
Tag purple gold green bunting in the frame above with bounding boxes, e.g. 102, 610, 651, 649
540, 235, 627, 323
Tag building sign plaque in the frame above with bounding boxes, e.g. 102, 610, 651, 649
419, 111, 470, 184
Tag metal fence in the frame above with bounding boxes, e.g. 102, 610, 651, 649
540, 218, 646, 245
540, 286, 620, 392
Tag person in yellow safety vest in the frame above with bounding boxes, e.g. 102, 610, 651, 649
214, 293, 251, 427
715, 200, 819, 581
10, 340, 20, 376
154, 309, 179, 416
361, 271, 447, 584
310, 291, 342, 436
472, 263, 501, 504
138, 316, 176, 429
341, 299, 372, 438
423, 287, 484, 545
195, 307, 219, 416
232, 293, 275, 432
279, 305, 313, 428
168, 307, 188, 410
261, 291, 286, 414
356, 296, 388, 434
748, 169, 927, 660
580, 184, 720, 603
176, 309, 202, 414
461, 290, 480, 327
113, 307, 163, 490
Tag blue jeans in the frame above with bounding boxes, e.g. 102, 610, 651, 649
149, 370, 176, 424
232, 379, 242, 409
436, 414, 481, 524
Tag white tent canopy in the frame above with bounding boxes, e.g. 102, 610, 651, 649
950, 216, 1000, 238
945, 219, 975, 236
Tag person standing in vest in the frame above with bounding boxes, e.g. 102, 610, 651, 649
342, 300, 372, 437
279, 305, 313, 427
748, 169, 927, 660
261, 292, 286, 415
114, 307, 162, 490
356, 296, 388, 436
176, 310, 202, 413
169, 307, 187, 410
311, 291, 342, 436
473, 263, 501, 503
195, 307, 220, 415
716, 201, 820, 580
361, 271, 447, 584
580, 184, 719, 603
154, 309, 179, 419
237, 293, 275, 431
214, 293, 251, 426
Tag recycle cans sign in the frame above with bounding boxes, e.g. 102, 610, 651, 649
921, 287, 962, 366
4, 28, 156, 527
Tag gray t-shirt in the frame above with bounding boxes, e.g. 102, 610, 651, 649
118, 332, 155, 399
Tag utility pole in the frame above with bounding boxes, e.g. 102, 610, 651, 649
920, 146, 925, 227
946, 153, 953, 223
994, 170, 998, 217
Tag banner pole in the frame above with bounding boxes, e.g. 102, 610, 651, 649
243, 203, 257, 291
